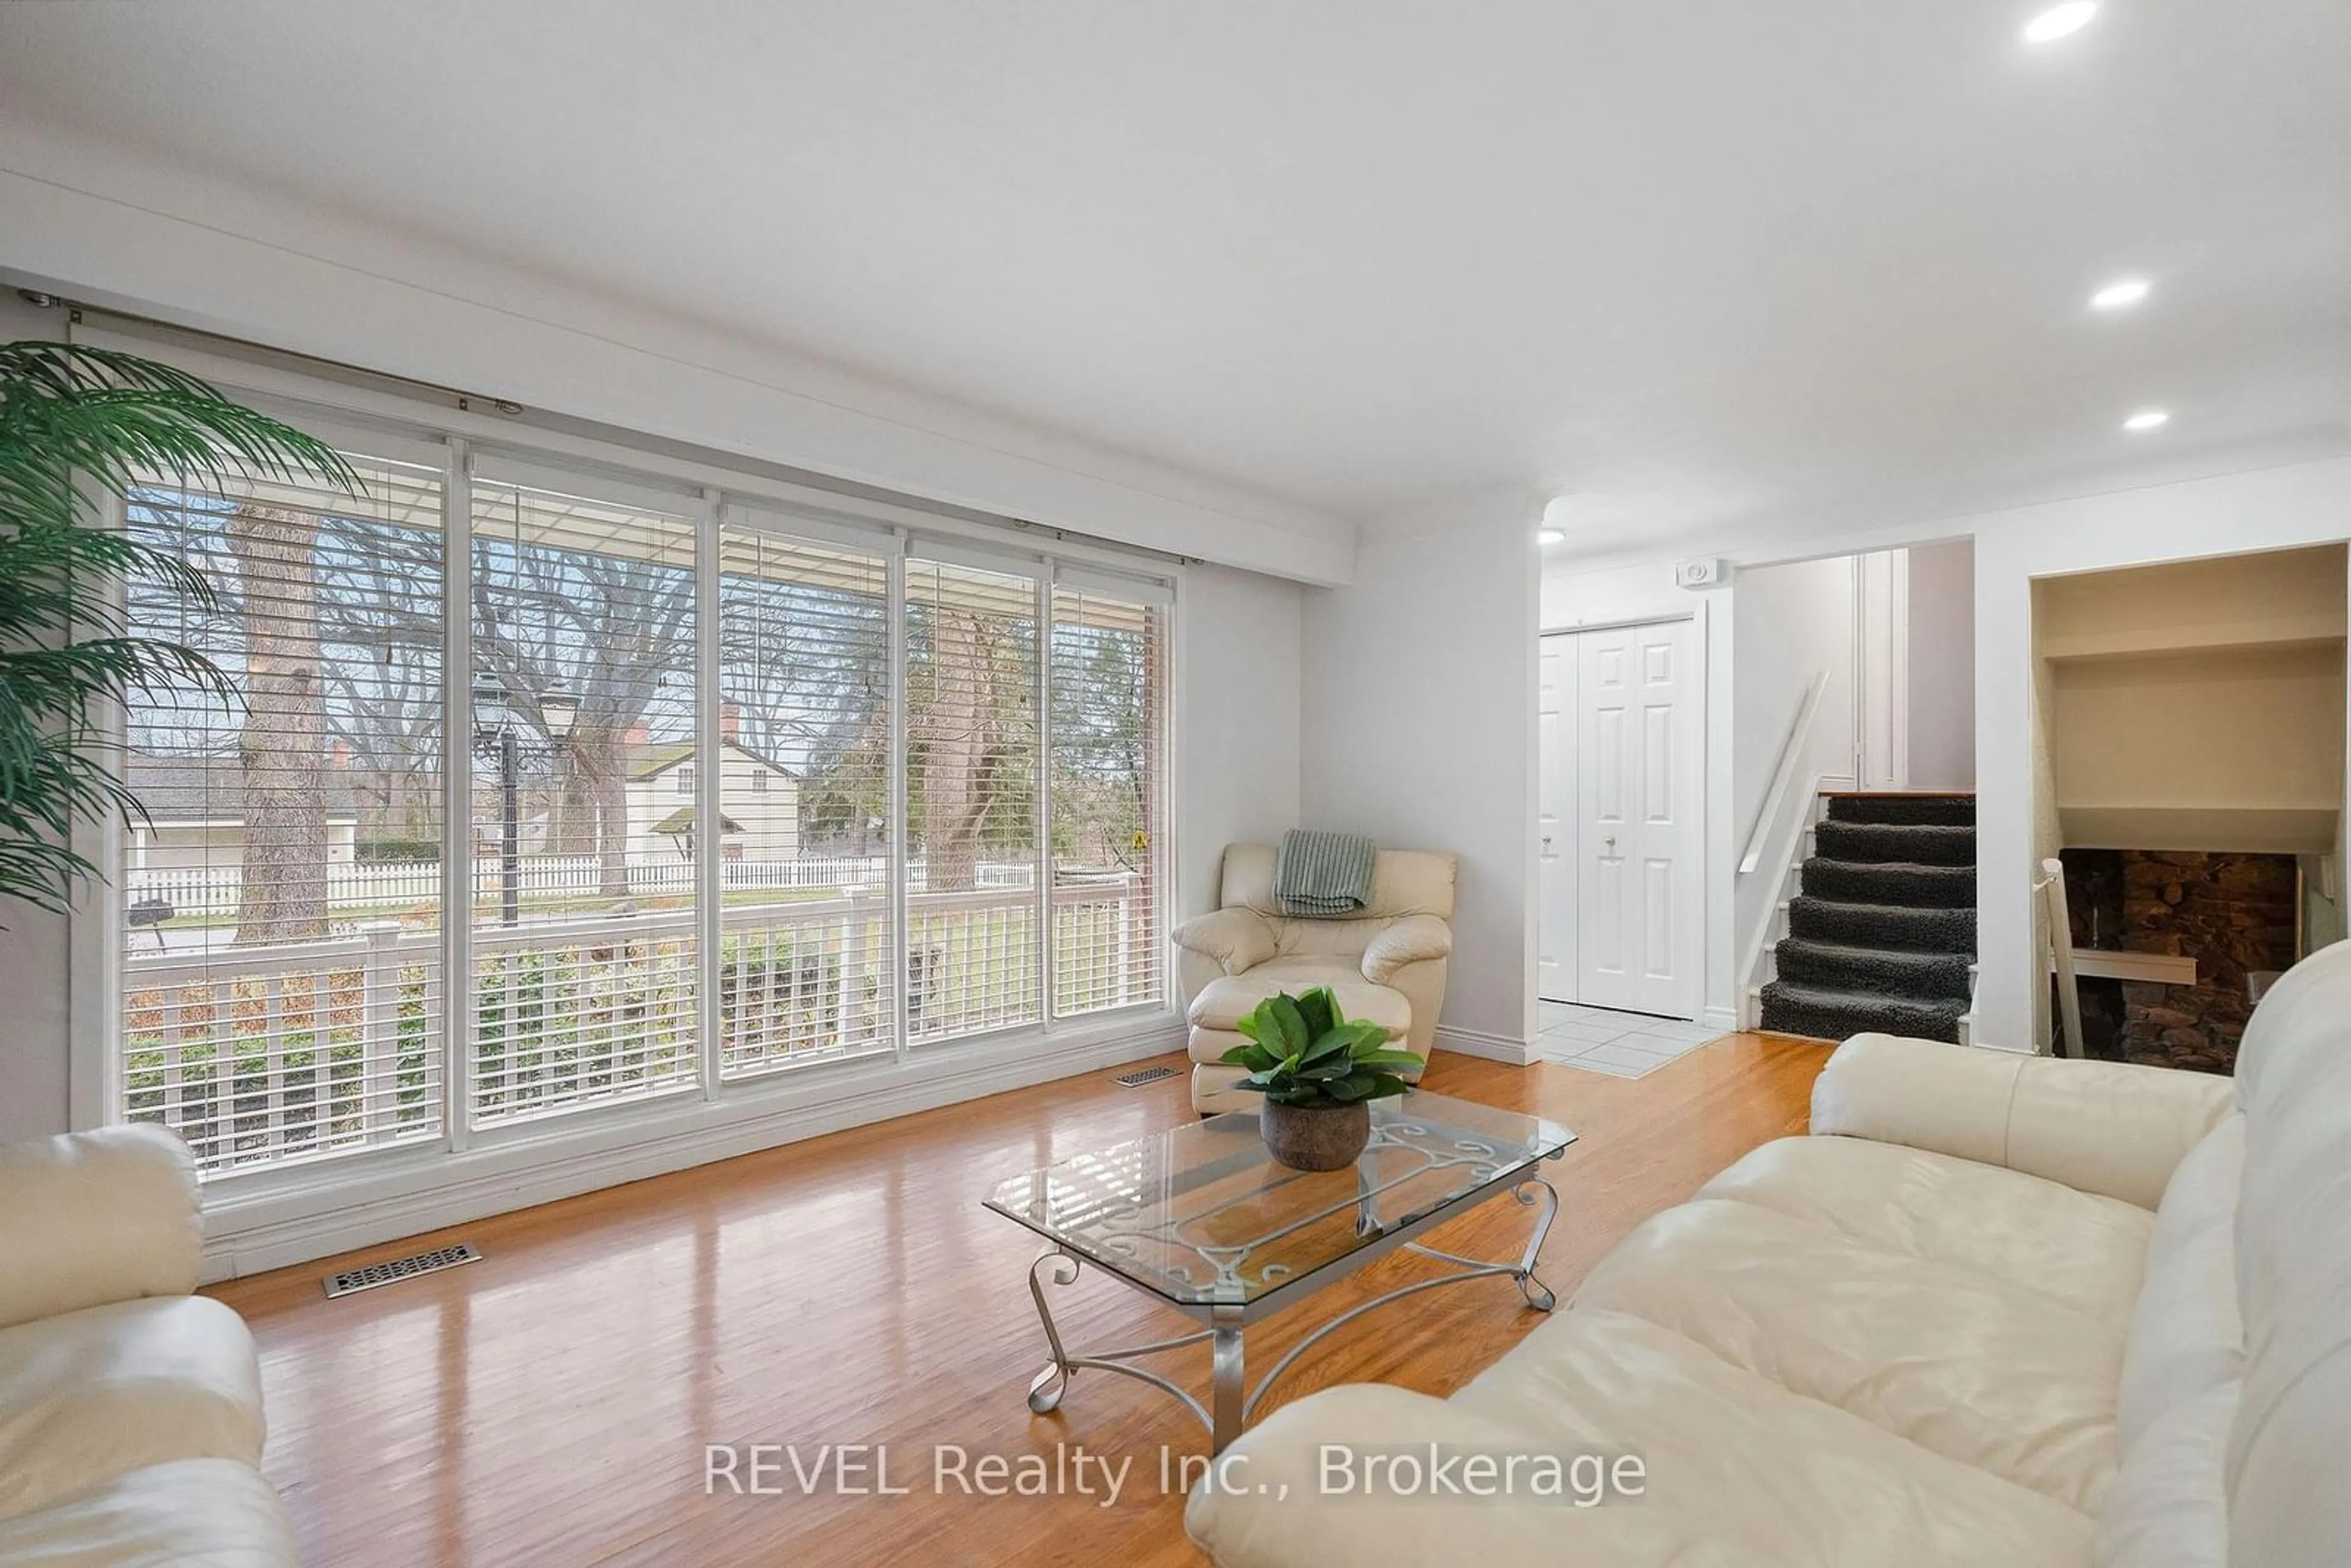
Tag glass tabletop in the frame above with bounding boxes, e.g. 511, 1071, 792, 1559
983, 1091, 1575, 1308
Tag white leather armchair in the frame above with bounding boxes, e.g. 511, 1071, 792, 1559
1172, 843, 1457, 1114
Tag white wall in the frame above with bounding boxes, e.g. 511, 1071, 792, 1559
1306, 516, 1539, 1050
0, 293, 79, 1141
1540, 560, 1687, 628
0, 893, 72, 1143
1907, 539, 1976, 789
1731, 557, 1858, 983
1180, 565, 1305, 916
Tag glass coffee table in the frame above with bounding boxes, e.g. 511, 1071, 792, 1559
983, 1091, 1575, 1453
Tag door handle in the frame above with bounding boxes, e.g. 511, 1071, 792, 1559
1605, 835, 1617, 850
1542, 835, 1553, 850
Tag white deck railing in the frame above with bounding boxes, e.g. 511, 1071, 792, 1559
123, 876, 1158, 1174
122, 853, 929, 924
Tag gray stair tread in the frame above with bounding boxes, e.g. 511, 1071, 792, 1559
1813, 820, 1977, 865
1760, 980, 1965, 1013
1822, 792, 1977, 828
1759, 980, 1966, 1043
1788, 896, 1978, 929
1774, 937, 1967, 967
1772, 937, 1971, 1002
1804, 857, 1974, 875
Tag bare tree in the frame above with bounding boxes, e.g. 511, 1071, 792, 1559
471, 538, 694, 900
227, 504, 330, 945
312, 517, 444, 842
913, 606, 989, 891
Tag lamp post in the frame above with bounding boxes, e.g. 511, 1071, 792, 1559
473, 680, 577, 926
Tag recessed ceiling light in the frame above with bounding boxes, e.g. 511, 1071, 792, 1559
2023, 2, 2099, 42
2123, 410, 2171, 432
2091, 277, 2151, 310
1537, 528, 1566, 545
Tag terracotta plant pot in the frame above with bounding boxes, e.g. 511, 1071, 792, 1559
1259, 1098, 1373, 1171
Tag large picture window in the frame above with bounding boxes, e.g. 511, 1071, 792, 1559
904, 555, 1041, 1041
122, 456, 449, 1173
114, 431, 1172, 1178
1049, 581, 1167, 1018
717, 523, 894, 1076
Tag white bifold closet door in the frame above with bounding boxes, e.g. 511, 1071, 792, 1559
1551, 619, 1704, 1019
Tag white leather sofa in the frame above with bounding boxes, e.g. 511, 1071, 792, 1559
0, 1125, 296, 1566
1172, 844, 1457, 1115
1187, 939, 2351, 1566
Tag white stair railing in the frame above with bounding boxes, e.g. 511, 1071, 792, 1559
1738, 672, 1834, 1024
1740, 671, 1832, 876
2038, 857, 2086, 1058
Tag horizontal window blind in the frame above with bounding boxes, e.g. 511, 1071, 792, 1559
105, 375, 1180, 1182
121, 454, 448, 1174
903, 556, 1041, 1041
1049, 583, 1167, 1017
468, 480, 700, 1125
717, 523, 896, 1075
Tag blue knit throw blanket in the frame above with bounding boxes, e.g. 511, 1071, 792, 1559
1272, 829, 1378, 917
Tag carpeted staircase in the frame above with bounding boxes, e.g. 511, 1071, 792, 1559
1760, 792, 1977, 1043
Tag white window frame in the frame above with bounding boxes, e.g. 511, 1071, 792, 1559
68, 325, 1185, 1273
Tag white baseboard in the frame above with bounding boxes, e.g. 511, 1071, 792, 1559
1435, 1026, 1535, 1067
197, 1018, 1184, 1282
1703, 1004, 1739, 1033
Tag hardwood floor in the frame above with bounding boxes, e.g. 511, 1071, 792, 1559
206, 1032, 1827, 1567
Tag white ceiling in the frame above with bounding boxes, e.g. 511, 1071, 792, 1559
2, 1, 2347, 556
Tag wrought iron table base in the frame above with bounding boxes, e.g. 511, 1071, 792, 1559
1024, 1177, 1559, 1454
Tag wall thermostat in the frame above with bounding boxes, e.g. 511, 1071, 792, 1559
1675, 558, 1728, 588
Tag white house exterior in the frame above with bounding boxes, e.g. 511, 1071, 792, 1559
623, 740, 800, 861
124, 755, 360, 872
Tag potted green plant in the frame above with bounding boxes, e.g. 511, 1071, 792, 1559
1220, 986, 1425, 1170
1, 340, 356, 912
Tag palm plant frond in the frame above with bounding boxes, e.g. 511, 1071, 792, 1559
0, 339, 361, 913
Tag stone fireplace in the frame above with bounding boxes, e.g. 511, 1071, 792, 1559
2061, 848, 2298, 1075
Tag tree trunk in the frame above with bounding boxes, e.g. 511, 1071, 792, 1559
228, 505, 331, 945
917, 607, 987, 892
552, 724, 629, 899
552, 735, 601, 857
596, 759, 630, 900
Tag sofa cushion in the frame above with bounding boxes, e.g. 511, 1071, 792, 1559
1188, 1311, 2094, 1568
1702, 1135, 2154, 1325
1573, 1196, 2126, 1512
0, 1458, 297, 1567
1186, 962, 1409, 1038
1453, 1309, 2096, 1566
0, 1297, 266, 1524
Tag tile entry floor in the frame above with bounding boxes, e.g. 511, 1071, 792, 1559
1535, 1000, 1728, 1078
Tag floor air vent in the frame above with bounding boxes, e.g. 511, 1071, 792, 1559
1112, 1065, 1179, 1088
323, 1243, 482, 1299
